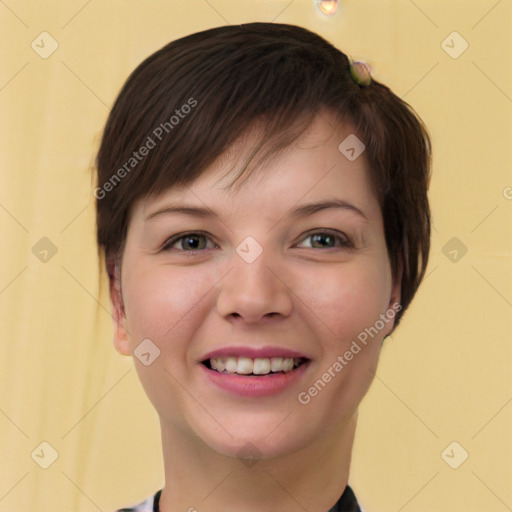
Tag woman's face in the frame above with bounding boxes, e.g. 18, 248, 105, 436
112, 113, 401, 459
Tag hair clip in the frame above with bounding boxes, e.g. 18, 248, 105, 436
350, 61, 372, 87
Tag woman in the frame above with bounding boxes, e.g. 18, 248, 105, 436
95, 22, 431, 512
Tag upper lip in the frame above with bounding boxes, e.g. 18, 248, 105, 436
200, 346, 311, 362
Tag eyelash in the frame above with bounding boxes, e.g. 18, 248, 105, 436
161, 229, 353, 253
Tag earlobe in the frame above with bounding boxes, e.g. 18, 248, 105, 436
113, 336, 131, 356
108, 257, 131, 357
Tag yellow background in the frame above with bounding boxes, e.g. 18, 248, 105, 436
1, 1, 511, 511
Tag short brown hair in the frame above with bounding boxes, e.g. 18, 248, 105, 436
95, 22, 432, 326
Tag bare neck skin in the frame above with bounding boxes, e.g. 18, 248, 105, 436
158, 413, 357, 512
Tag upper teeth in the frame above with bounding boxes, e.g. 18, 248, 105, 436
209, 356, 301, 375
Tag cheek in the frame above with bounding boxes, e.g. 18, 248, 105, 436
299, 259, 392, 344
122, 264, 213, 349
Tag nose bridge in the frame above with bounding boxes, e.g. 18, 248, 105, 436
215, 236, 293, 322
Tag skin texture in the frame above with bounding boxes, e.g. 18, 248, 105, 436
110, 112, 402, 512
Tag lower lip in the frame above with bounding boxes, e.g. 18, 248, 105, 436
199, 362, 310, 397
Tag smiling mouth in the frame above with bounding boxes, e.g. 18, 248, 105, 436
201, 356, 309, 376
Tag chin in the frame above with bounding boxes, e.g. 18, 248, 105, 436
191, 414, 319, 462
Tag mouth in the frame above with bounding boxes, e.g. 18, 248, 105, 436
201, 356, 309, 376
198, 347, 312, 397
199, 356, 310, 397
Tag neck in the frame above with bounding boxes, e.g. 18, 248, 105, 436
158, 413, 357, 512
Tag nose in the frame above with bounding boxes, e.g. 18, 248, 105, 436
215, 245, 293, 324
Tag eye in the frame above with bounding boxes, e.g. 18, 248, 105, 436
161, 229, 352, 253
162, 232, 217, 252
296, 229, 352, 249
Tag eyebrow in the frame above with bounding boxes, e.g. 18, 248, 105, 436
145, 198, 369, 222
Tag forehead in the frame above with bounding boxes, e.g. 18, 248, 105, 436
139, 113, 370, 215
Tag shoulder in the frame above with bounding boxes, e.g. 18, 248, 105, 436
113, 489, 161, 512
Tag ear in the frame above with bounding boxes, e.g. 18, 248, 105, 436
383, 255, 404, 338
389, 257, 403, 308
107, 256, 131, 356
